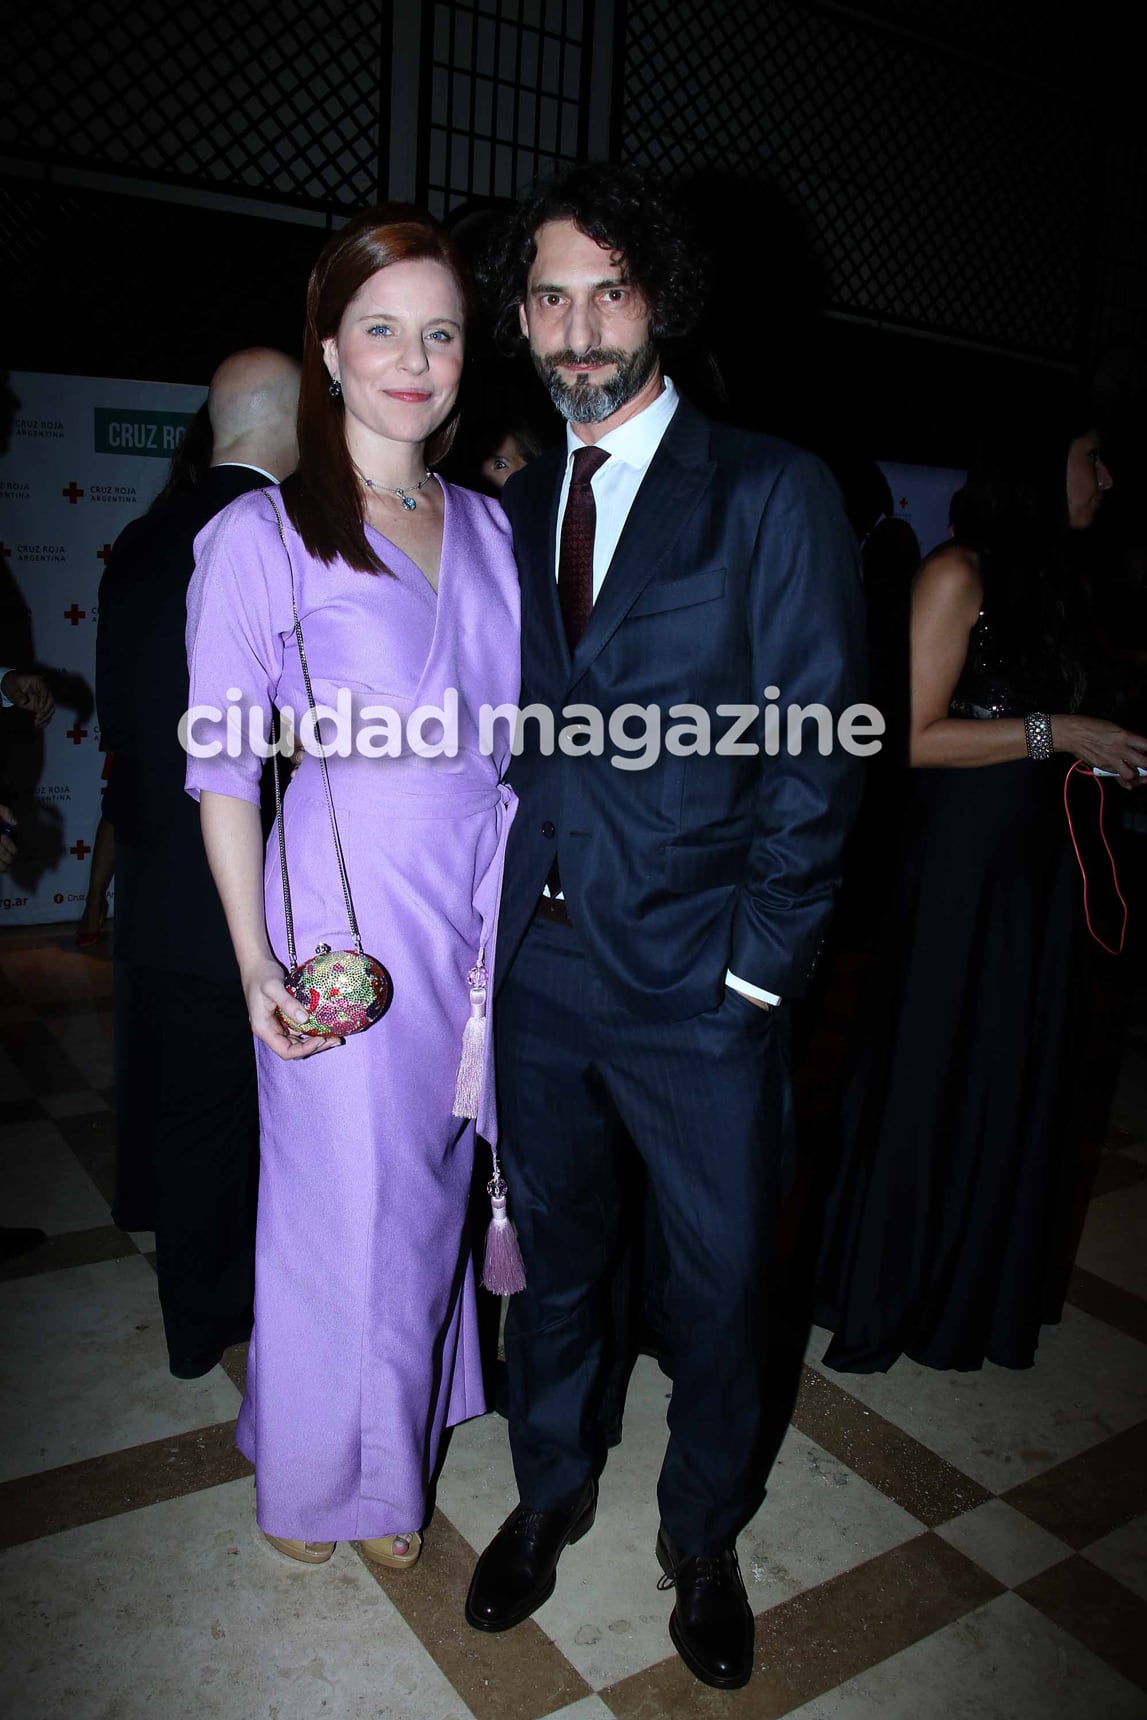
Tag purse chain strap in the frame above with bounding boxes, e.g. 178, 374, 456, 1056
264, 491, 363, 969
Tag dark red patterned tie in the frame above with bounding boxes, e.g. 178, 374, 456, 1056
558, 445, 610, 649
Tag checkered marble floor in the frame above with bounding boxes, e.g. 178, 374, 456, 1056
2, 925, 1146, 1719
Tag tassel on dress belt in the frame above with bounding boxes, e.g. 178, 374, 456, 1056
452, 957, 488, 1121
452, 950, 527, 1295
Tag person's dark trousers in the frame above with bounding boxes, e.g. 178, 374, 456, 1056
498, 916, 794, 1557
113, 960, 258, 1366
111, 959, 162, 1229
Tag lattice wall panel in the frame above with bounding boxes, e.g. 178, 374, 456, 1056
620, 0, 1092, 361
3, 0, 387, 211
422, 0, 590, 218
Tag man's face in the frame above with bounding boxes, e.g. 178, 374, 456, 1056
519, 218, 657, 425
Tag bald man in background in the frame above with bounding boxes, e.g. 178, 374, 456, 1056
97, 348, 300, 1377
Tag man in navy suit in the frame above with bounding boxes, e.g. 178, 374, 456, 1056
465, 166, 866, 1688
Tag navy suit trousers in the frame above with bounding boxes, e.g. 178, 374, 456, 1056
497, 915, 796, 1554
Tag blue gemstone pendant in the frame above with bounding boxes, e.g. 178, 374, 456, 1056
401, 495, 417, 511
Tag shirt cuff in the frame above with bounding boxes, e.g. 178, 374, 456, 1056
725, 969, 781, 1007
0, 668, 11, 708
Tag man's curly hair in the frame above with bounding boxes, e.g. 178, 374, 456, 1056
486, 162, 706, 350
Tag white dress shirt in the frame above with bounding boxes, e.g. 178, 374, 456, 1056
552, 377, 780, 1007
213, 461, 279, 485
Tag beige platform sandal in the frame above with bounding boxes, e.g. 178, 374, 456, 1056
360, 1531, 422, 1569
263, 1534, 336, 1565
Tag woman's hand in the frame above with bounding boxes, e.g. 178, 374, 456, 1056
1054, 716, 1147, 785
242, 956, 342, 1059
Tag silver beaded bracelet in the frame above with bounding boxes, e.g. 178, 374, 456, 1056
1024, 711, 1054, 762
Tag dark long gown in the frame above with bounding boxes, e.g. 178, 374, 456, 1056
817, 592, 1083, 1372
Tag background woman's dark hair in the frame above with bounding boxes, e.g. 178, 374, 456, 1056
284, 204, 476, 574
484, 162, 706, 352
146, 402, 213, 512
949, 404, 1099, 707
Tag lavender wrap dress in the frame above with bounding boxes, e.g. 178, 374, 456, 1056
184, 481, 519, 1540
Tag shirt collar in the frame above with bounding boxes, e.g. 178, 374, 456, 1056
213, 461, 280, 484
564, 374, 679, 472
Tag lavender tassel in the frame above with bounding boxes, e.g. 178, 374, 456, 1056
452, 957, 487, 1121
482, 1166, 527, 1295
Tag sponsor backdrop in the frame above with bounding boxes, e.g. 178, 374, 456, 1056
0, 371, 961, 928
879, 462, 966, 563
1, 372, 205, 926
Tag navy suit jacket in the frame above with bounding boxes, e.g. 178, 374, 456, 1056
497, 396, 867, 1017
96, 464, 272, 979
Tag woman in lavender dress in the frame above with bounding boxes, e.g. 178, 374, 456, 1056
184, 209, 519, 1565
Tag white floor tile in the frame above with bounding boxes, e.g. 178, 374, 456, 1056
781, 1591, 1145, 1719
935, 1498, 1070, 1589
0, 1117, 110, 1234
0, 1255, 239, 1480
0, 1477, 474, 1720
807, 1306, 1147, 1493
40, 1089, 110, 1117
1075, 1180, 1147, 1301
1082, 1512, 1147, 1603
41, 1008, 115, 1090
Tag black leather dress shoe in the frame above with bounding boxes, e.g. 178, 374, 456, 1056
656, 1525, 754, 1689
465, 1480, 597, 1632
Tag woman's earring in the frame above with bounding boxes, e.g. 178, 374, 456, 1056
328, 377, 343, 400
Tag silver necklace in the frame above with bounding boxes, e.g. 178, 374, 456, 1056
362, 467, 434, 511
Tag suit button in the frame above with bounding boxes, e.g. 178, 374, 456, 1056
541, 820, 556, 839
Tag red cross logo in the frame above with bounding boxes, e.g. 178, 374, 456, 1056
62, 481, 84, 504
96, 543, 113, 565
63, 604, 86, 626
65, 723, 88, 746
70, 838, 91, 862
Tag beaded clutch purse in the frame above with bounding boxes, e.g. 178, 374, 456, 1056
265, 494, 393, 1040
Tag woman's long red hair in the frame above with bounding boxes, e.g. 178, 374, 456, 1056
283, 205, 475, 574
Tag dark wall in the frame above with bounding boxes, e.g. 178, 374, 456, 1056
1, 181, 320, 386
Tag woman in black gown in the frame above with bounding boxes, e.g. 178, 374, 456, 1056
818, 419, 1147, 1373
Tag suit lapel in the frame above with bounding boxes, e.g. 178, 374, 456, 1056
569, 401, 715, 688
509, 447, 570, 681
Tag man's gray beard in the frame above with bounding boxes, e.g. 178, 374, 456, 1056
534, 339, 658, 425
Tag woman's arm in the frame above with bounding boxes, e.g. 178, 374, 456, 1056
909, 546, 1029, 767
909, 546, 1147, 781
200, 790, 339, 1059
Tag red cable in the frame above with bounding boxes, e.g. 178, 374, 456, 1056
1063, 761, 1129, 956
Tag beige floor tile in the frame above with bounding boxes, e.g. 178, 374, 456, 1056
935, 1498, 1070, 1589
1082, 1512, 1147, 1603
807, 1306, 1147, 1493
780, 1592, 1146, 1719
0, 1256, 239, 1480
0, 1117, 110, 1234
0, 1476, 475, 1720
1075, 1180, 1147, 1301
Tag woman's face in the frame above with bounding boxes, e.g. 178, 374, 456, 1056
1066, 430, 1114, 529
322, 259, 465, 455
480, 434, 530, 492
